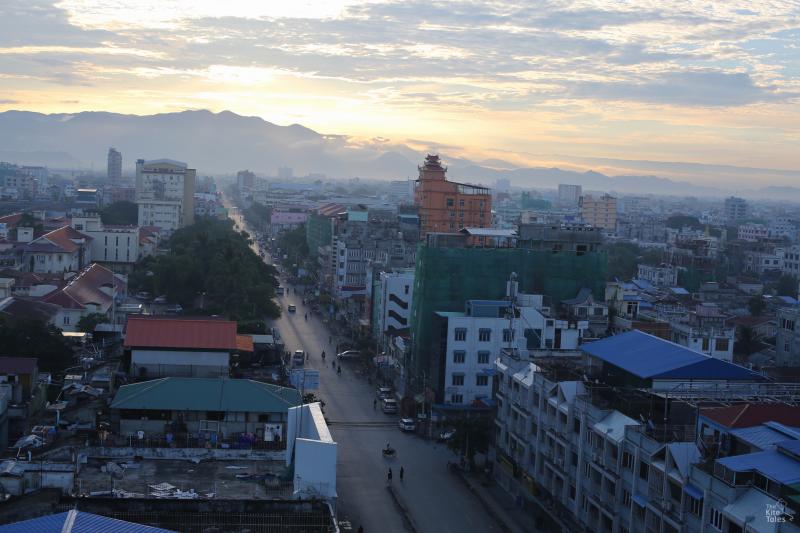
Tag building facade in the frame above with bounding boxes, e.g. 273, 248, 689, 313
580, 194, 617, 232
725, 196, 748, 222
107, 147, 122, 180
135, 159, 196, 233
558, 184, 582, 205
413, 154, 491, 239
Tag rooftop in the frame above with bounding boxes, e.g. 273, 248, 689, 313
701, 404, 800, 429
111, 377, 301, 413
124, 316, 237, 351
0, 356, 38, 375
582, 330, 764, 381
0, 510, 176, 533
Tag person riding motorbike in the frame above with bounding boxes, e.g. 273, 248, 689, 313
337, 365, 342, 376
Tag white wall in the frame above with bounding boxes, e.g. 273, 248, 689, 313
131, 349, 230, 377
286, 403, 337, 500
379, 270, 414, 333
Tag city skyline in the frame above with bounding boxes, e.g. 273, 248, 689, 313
1, 1, 799, 187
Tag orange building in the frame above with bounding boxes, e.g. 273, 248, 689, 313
413, 155, 492, 239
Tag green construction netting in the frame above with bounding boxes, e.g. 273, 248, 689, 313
409, 245, 608, 382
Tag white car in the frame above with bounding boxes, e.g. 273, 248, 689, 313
398, 418, 416, 432
337, 349, 362, 359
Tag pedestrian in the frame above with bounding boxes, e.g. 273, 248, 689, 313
400, 466, 404, 482
387, 468, 393, 484
373, 398, 377, 410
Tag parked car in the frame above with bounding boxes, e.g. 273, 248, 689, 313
376, 387, 392, 400
337, 349, 362, 359
276, 286, 285, 295
153, 295, 167, 304
437, 428, 456, 443
292, 350, 305, 367
382, 398, 398, 414
135, 291, 151, 300
287, 304, 297, 313
398, 418, 416, 432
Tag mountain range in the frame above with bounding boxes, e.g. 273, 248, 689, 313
0, 109, 798, 200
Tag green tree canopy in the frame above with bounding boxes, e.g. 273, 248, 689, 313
775, 274, 799, 297
748, 294, 766, 316
129, 218, 280, 321
100, 201, 138, 226
665, 215, 703, 230
77, 312, 108, 333
0, 316, 74, 372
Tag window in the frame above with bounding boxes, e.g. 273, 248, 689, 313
459, 199, 465, 207
452, 374, 464, 386
639, 460, 649, 481
571, 451, 578, 467
573, 418, 581, 434
454, 328, 467, 341
524, 328, 542, 349
702, 338, 710, 351
476, 375, 488, 386
477, 351, 490, 364
404, 285, 409, 294
622, 451, 634, 470
715, 338, 729, 352
478, 328, 491, 342
446, 198, 454, 207
451, 394, 463, 404
569, 484, 576, 501
622, 489, 632, 508
453, 351, 466, 363
708, 507, 723, 530
502, 329, 514, 342
63, 315, 70, 325
688, 495, 702, 517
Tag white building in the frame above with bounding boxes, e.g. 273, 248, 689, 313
135, 158, 196, 233
22, 226, 92, 274
737, 223, 769, 242
437, 289, 587, 406
376, 269, 414, 336
636, 263, 678, 287
71, 215, 138, 270
558, 184, 582, 205
770, 216, 798, 240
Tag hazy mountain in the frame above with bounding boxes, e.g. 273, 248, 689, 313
0, 109, 795, 200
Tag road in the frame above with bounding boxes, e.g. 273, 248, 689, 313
227, 198, 502, 533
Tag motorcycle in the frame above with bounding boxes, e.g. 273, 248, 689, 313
382, 447, 397, 458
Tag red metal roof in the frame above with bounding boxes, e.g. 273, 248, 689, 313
701, 404, 800, 429
124, 316, 238, 350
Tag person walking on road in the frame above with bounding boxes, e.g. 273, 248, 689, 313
373, 398, 377, 410
387, 468, 393, 485
400, 466, 404, 482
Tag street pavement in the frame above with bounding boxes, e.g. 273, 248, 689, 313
227, 201, 503, 533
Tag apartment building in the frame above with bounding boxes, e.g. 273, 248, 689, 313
435, 289, 587, 406
636, 263, 678, 287
725, 196, 748, 222
493, 331, 769, 533
375, 269, 414, 337
738, 223, 769, 242
580, 194, 617, 232
107, 147, 122, 180
558, 184, 582, 205
413, 154, 491, 239
135, 158, 196, 233
777, 307, 800, 367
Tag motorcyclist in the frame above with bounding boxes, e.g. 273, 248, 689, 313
337, 366, 342, 376
321, 351, 326, 360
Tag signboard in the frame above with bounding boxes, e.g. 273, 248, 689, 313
290, 369, 320, 391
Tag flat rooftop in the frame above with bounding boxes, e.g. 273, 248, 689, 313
78, 458, 292, 500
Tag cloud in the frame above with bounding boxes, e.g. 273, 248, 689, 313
0, 99, 20, 104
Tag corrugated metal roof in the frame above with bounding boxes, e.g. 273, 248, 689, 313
581, 330, 764, 381
701, 404, 800, 429
0, 510, 176, 532
124, 317, 237, 350
731, 424, 800, 451
593, 411, 640, 443
717, 449, 800, 484
111, 377, 301, 413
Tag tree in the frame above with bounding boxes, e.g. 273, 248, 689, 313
735, 326, 762, 356
748, 294, 766, 316
12, 212, 43, 238
665, 215, 702, 231
446, 417, 491, 464
775, 274, 799, 297
100, 201, 138, 226
77, 312, 108, 333
0, 316, 74, 372
606, 242, 641, 280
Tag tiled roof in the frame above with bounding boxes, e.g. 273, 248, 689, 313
0, 296, 61, 321
0, 357, 38, 375
236, 335, 254, 352
0, 213, 23, 227
42, 263, 123, 311
701, 404, 800, 429
124, 316, 238, 350
111, 377, 301, 413
37, 226, 92, 253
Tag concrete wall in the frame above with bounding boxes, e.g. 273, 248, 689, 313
79, 446, 283, 462
286, 403, 337, 500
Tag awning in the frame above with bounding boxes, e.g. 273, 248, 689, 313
683, 483, 703, 500
632, 493, 648, 507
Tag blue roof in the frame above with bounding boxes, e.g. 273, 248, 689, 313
632, 279, 655, 291
779, 296, 799, 305
717, 448, 800, 484
731, 424, 800, 451
670, 287, 690, 295
581, 331, 765, 381
0, 511, 176, 533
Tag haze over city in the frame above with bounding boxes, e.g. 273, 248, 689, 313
1, 0, 799, 187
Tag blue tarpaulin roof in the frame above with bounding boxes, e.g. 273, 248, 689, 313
0, 511, 176, 533
581, 331, 765, 381
717, 448, 800, 484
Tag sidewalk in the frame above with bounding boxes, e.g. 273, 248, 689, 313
457, 473, 538, 533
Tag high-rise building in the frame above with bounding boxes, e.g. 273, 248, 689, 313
135, 158, 195, 233
580, 193, 617, 231
558, 183, 582, 204
413, 154, 491, 239
236, 169, 255, 190
724, 196, 748, 222
107, 148, 122, 180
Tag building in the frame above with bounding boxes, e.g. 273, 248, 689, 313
135, 159, 196, 233
286, 402, 338, 500
725, 196, 748, 222
784, 245, 800, 279
305, 203, 344, 258
744, 248, 784, 275
107, 147, 122, 180
110, 377, 301, 440
413, 154, 491, 239
669, 304, 735, 362
493, 331, 768, 533
636, 263, 678, 287
580, 193, 617, 232
388, 180, 413, 204
561, 288, 609, 338
558, 184, 582, 205
236, 169, 255, 191
436, 290, 587, 406
375, 269, 414, 338
0, 510, 176, 533
517, 223, 603, 254
71, 215, 139, 271
125, 316, 238, 378
21, 226, 92, 274
777, 307, 800, 367
40, 263, 126, 332
738, 223, 769, 242
270, 210, 308, 236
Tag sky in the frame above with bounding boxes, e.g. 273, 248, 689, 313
0, 0, 799, 184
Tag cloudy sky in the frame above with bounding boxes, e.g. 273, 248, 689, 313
1, 0, 799, 183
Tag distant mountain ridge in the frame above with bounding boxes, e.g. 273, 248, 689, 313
0, 109, 798, 200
